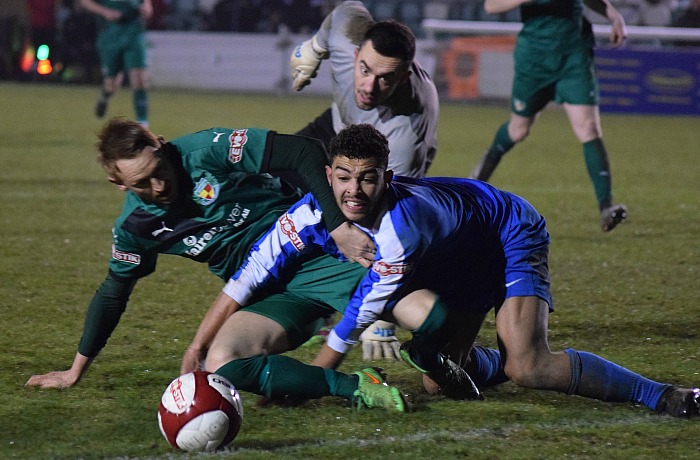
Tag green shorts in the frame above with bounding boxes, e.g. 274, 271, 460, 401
96, 23, 147, 76
240, 252, 367, 348
511, 42, 599, 116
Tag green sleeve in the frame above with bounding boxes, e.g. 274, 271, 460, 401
77, 275, 138, 358
266, 133, 345, 231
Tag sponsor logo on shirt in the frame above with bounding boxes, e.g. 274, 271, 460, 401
279, 213, 306, 252
183, 226, 225, 256
192, 172, 220, 206
111, 244, 141, 265
228, 129, 248, 163
372, 260, 412, 276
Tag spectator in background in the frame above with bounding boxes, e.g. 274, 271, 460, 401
80, 0, 152, 127
147, 0, 170, 30
672, 0, 700, 46
637, 0, 676, 26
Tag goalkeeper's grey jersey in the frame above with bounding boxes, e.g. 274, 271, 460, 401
316, 1, 439, 178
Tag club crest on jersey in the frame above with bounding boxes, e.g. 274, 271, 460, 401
111, 244, 141, 265
279, 213, 306, 252
513, 98, 526, 113
228, 129, 248, 163
372, 260, 412, 276
193, 172, 220, 206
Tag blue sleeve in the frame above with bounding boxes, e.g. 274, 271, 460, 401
326, 196, 425, 353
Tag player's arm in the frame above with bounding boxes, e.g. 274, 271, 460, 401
26, 275, 137, 389
140, 0, 153, 21
584, 0, 627, 46
267, 133, 375, 267
484, 0, 532, 14
79, 0, 122, 21
181, 291, 243, 374
310, 342, 347, 369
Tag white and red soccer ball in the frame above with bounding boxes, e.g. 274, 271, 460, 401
158, 371, 243, 452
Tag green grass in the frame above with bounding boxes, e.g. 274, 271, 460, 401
1, 82, 699, 459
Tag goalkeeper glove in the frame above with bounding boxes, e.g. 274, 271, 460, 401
290, 35, 328, 91
360, 320, 401, 361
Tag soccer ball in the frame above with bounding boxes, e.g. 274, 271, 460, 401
158, 371, 244, 452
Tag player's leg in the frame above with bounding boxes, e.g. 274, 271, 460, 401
563, 102, 627, 231
470, 113, 532, 181
559, 44, 627, 231
94, 45, 120, 119
124, 32, 149, 127
206, 301, 405, 410
390, 290, 484, 400
496, 296, 698, 416
470, 65, 551, 182
208, 256, 406, 410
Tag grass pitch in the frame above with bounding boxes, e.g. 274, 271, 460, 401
1, 82, 699, 459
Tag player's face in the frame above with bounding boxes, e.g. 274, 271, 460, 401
326, 155, 392, 228
353, 42, 409, 110
110, 145, 178, 205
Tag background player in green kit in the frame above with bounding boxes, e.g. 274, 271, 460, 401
80, 0, 152, 126
470, 0, 629, 232
25, 119, 408, 410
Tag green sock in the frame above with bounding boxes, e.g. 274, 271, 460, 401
326, 368, 360, 400
582, 138, 612, 209
134, 88, 148, 124
489, 121, 515, 159
216, 354, 359, 401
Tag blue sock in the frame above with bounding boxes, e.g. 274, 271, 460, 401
565, 349, 669, 410
468, 345, 508, 388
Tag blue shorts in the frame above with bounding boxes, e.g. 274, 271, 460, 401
500, 194, 553, 310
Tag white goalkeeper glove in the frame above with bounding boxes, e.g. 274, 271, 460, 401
360, 320, 401, 361
290, 35, 328, 91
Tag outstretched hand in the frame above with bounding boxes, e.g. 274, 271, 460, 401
330, 222, 376, 268
181, 346, 206, 375
26, 370, 80, 389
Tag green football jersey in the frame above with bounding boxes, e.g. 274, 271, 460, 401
94, 0, 145, 48
519, 0, 593, 51
109, 128, 303, 281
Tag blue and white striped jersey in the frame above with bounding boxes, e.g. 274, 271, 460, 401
223, 176, 550, 354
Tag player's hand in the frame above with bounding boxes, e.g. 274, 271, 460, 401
330, 222, 376, 268
360, 320, 401, 361
26, 370, 80, 389
102, 8, 122, 22
605, 4, 627, 47
181, 345, 206, 375
290, 35, 328, 91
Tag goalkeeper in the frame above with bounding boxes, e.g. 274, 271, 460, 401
290, 0, 438, 179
